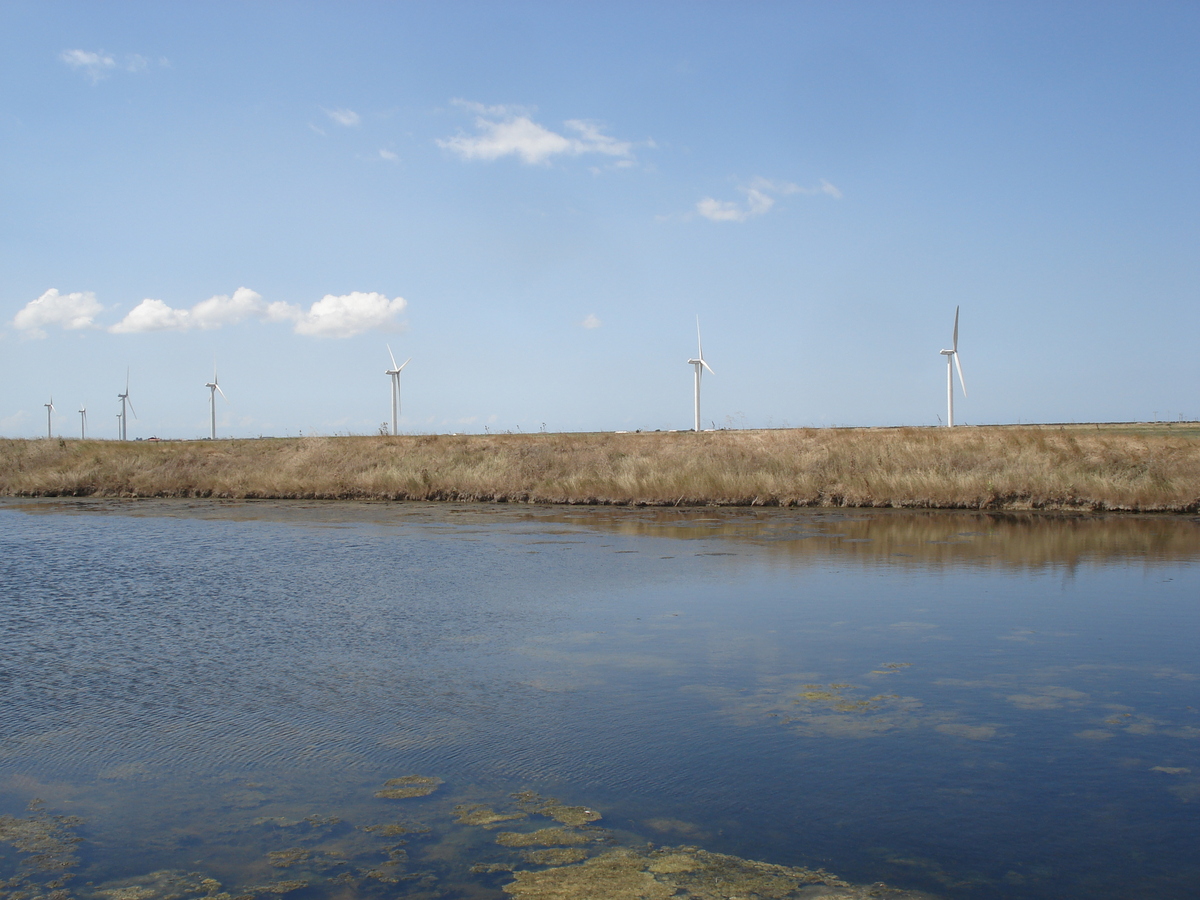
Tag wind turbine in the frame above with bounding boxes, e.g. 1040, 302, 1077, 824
117, 370, 136, 441
939, 306, 967, 427
687, 317, 715, 433
384, 345, 411, 436
205, 364, 227, 440
44, 397, 55, 439
79, 406, 87, 440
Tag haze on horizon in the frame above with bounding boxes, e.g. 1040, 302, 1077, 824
2, 2, 1197, 440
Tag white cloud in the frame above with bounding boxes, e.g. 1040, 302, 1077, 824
109, 298, 191, 333
438, 99, 634, 165
697, 177, 841, 223
283, 292, 407, 338
13, 289, 103, 337
60, 50, 116, 82
109, 287, 266, 333
60, 49, 163, 82
378, 149, 399, 162
324, 108, 361, 127
190, 287, 268, 329
582, 313, 602, 329
754, 177, 843, 200
696, 189, 774, 223
105, 286, 403, 340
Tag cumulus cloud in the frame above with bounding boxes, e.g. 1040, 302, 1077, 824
696, 177, 842, 223
378, 149, 399, 162
582, 313, 602, 329
276, 292, 408, 338
109, 298, 191, 333
13, 289, 103, 337
109, 287, 266, 334
107, 288, 405, 338
191, 286, 270, 328
324, 107, 361, 127
60, 49, 164, 83
438, 99, 634, 165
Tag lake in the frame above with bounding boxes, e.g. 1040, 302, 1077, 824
1, 499, 1198, 899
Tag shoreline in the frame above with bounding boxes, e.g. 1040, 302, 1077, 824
2, 425, 1199, 514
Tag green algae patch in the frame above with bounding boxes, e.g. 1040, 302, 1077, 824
871, 663, 914, 676
453, 803, 527, 827
522, 847, 589, 866
361, 821, 427, 836
502, 845, 934, 900
0, 800, 83, 897
90, 870, 231, 900
472, 862, 517, 874
375, 775, 444, 799
245, 878, 309, 894
266, 847, 310, 868
503, 847, 674, 900
796, 684, 897, 712
495, 828, 593, 848
513, 793, 602, 827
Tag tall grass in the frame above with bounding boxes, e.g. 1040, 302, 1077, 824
1, 425, 1198, 512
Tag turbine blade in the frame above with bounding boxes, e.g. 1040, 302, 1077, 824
701, 360, 715, 376
696, 316, 703, 358
216, 385, 228, 401
398, 357, 411, 371
387, 344, 398, 370
954, 352, 967, 396
127, 398, 137, 419
125, 367, 130, 394
952, 305, 960, 352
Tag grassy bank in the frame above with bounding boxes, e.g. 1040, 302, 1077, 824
2, 425, 1199, 512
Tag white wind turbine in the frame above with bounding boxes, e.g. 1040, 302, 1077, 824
687, 317, 715, 433
384, 345, 411, 436
79, 405, 87, 440
205, 364, 227, 440
117, 370, 136, 441
939, 306, 967, 427
44, 397, 55, 439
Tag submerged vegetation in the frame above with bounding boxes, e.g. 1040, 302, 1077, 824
0, 784, 937, 900
1, 423, 1199, 512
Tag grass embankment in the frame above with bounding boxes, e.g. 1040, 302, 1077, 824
1, 425, 1199, 512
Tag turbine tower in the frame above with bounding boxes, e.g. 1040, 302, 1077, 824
117, 371, 136, 441
687, 317, 714, 433
939, 306, 967, 427
385, 345, 411, 436
205, 365, 227, 440
79, 405, 87, 440
44, 397, 55, 439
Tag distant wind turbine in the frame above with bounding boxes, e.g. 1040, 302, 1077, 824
44, 397, 55, 439
118, 370, 136, 441
687, 317, 714, 433
205, 364, 227, 440
385, 345, 411, 436
79, 405, 87, 440
939, 306, 967, 427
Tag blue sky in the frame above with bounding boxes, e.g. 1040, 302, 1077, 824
2, 1, 1197, 439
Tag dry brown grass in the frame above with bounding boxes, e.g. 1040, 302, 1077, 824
2, 424, 1199, 512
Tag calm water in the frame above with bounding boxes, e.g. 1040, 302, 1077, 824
1, 499, 1198, 899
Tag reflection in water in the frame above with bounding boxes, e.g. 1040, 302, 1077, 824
1, 499, 1198, 899
18, 497, 1197, 569
540, 505, 1200, 571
